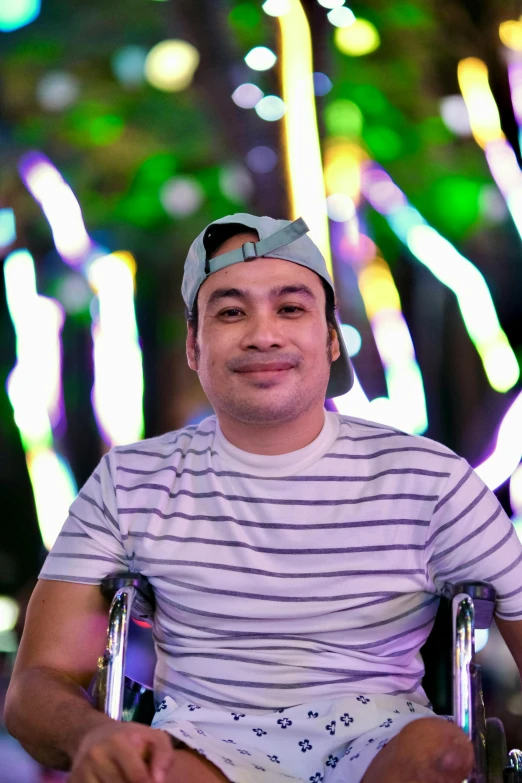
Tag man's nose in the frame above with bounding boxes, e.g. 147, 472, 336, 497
240, 311, 285, 351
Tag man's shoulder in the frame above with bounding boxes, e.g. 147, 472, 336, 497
332, 413, 461, 463
109, 415, 218, 463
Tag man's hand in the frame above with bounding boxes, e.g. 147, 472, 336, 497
69, 721, 175, 783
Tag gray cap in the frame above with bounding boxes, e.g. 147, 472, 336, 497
182, 213, 354, 399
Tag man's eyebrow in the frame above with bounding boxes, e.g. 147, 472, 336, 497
205, 284, 317, 308
206, 288, 246, 307
269, 284, 317, 301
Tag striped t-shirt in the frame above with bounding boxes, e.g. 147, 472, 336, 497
39, 412, 522, 713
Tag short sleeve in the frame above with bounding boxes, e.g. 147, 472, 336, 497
39, 451, 130, 585
426, 457, 522, 620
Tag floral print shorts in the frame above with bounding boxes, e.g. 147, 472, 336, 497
152, 693, 445, 782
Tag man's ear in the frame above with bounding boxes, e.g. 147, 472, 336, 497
330, 326, 341, 362
186, 323, 198, 371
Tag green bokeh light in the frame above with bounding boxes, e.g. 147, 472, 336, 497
228, 3, 261, 30
431, 177, 482, 234
384, 2, 434, 28
350, 84, 388, 115
364, 126, 402, 160
324, 99, 363, 137
87, 115, 124, 146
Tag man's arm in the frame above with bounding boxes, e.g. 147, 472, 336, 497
4, 579, 173, 781
5, 579, 113, 767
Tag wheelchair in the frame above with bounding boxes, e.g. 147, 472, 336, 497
92, 572, 522, 782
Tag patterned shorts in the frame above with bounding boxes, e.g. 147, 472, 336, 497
152, 693, 446, 782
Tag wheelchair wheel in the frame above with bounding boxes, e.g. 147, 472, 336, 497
486, 717, 507, 783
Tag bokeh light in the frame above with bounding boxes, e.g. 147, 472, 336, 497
145, 39, 200, 92
479, 184, 509, 223
324, 99, 363, 137
160, 176, 205, 217
112, 46, 147, 88
262, 0, 292, 16
324, 140, 366, 203
327, 7, 356, 27
0, 0, 40, 31
244, 46, 277, 71
219, 164, 254, 202
340, 323, 362, 357
231, 83, 264, 109
313, 72, 333, 96
246, 146, 278, 173
255, 95, 286, 121
36, 71, 80, 112
439, 95, 472, 136
499, 18, 522, 52
0, 209, 16, 248
335, 18, 380, 56
318, 0, 345, 8
326, 193, 357, 222
0, 597, 19, 633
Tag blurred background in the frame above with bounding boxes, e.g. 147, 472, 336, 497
1, 0, 522, 778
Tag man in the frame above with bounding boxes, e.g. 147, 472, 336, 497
6, 214, 522, 783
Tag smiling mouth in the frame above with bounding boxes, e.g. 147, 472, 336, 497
235, 364, 295, 374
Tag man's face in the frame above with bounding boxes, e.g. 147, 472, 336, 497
186, 231, 340, 426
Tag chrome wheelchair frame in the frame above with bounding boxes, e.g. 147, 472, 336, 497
92, 573, 522, 783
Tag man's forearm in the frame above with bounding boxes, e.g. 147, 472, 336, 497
5, 665, 115, 769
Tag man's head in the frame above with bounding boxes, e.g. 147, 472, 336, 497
182, 214, 353, 426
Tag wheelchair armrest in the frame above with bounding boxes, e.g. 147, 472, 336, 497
442, 581, 496, 630
101, 571, 155, 609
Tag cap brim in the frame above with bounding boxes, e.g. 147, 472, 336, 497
326, 322, 354, 399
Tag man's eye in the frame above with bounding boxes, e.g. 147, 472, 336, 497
220, 308, 243, 317
280, 305, 303, 314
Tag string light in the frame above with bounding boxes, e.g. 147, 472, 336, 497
362, 163, 519, 393
475, 392, 522, 491
4, 249, 77, 550
333, 218, 428, 433
88, 252, 144, 447
508, 62, 522, 149
457, 58, 503, 149
510, 463, 522, 516
458, 57, 522, 242
499, 17, 522, 52
19, 152, 91, 266
19, 152, 145, 450
277, 0, 332, 274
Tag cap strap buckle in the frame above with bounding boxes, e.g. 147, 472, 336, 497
242, 241, 258, 261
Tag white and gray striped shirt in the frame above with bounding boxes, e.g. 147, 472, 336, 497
40, 412, 522, 713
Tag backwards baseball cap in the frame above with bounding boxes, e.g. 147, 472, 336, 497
182, 213, 354, 399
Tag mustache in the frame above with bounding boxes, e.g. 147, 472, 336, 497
226, 352, 302, 372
